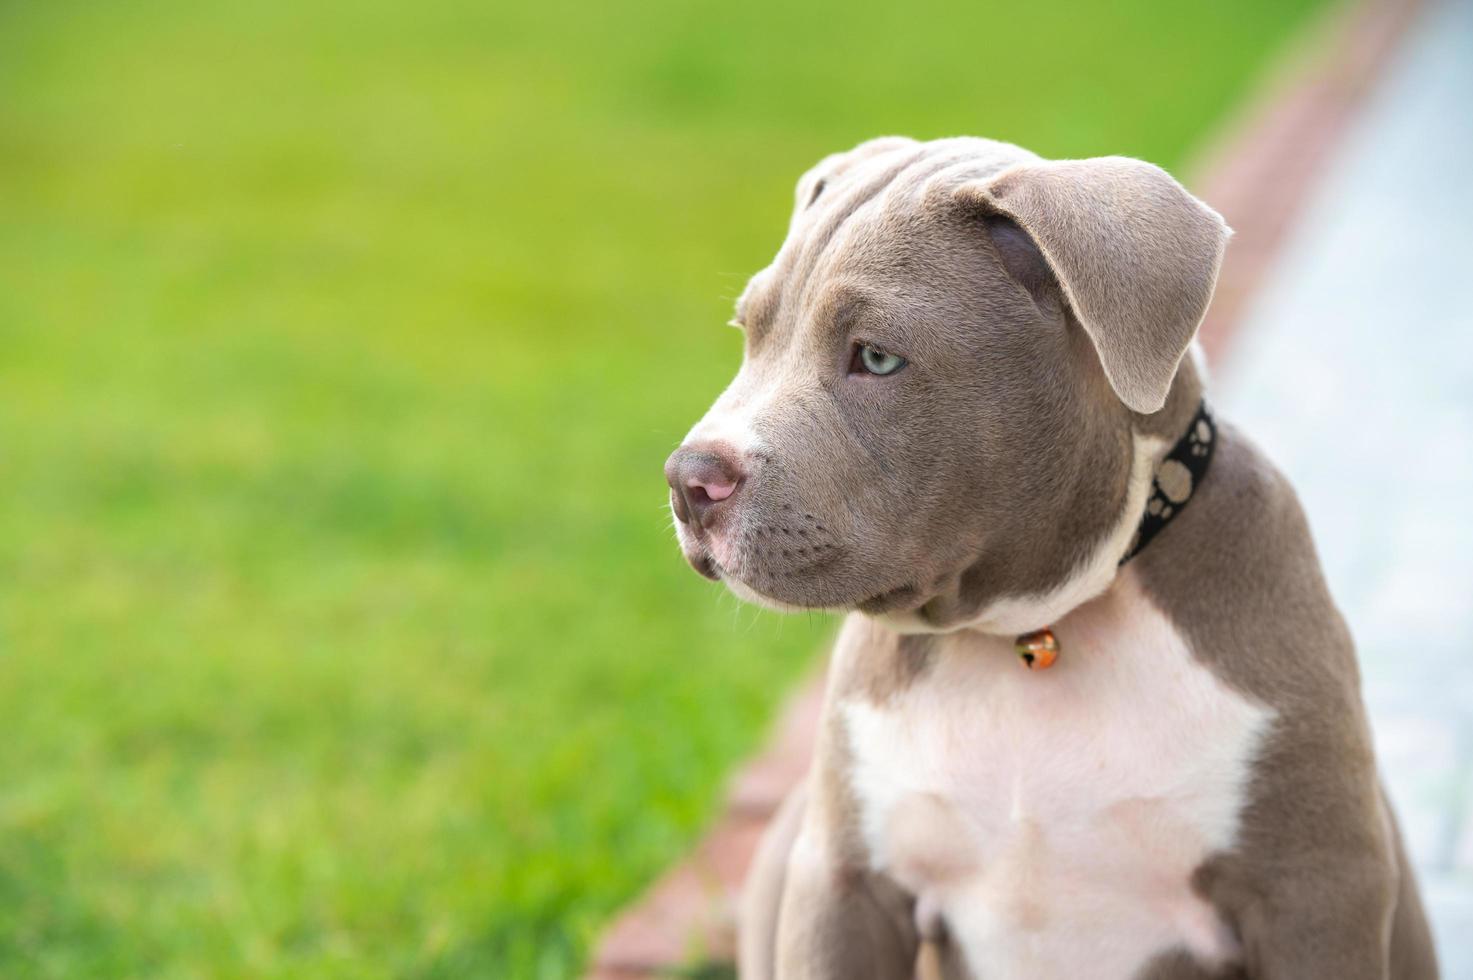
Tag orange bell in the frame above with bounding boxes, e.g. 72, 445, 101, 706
1015, 627, 1059, 670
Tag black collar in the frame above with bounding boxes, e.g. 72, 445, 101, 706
1119, 400, 1216, 565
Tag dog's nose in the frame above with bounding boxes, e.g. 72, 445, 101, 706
665, 443, 745, 529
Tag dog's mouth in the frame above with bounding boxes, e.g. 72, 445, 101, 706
686, 550, 720, 581
680, 534, 920, 616
676, 522, 734, 583
673, 518, 730, 583
677, 535, 823, 611
674, 507, 918, 613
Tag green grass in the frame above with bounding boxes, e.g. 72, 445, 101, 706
0, 0, 1329, 975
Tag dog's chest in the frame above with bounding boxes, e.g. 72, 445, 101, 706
840, 578, 1272, 979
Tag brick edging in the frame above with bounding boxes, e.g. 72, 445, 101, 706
588, 671, 824, 976
587, 0, 1422, 972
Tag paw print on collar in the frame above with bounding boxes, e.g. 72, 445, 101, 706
1119, 401, 1216, 566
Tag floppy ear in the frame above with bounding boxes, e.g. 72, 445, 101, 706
956, 157, 1230, 414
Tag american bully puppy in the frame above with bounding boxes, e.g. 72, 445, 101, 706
663, 136, 1437, 979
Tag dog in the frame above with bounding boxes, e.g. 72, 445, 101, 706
663, 136, 1438, 979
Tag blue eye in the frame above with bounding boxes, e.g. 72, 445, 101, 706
855, 343, 907, 376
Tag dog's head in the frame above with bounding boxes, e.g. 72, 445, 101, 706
665, 137, 1228, 632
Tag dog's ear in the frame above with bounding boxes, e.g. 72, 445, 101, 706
956, 157, 1229, 414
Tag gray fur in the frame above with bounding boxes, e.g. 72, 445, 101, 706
664, 136, 1436, 979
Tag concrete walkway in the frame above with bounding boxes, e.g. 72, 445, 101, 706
1220, 0, 1473, 972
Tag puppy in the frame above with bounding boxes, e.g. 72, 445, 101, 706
664, 137, 1437, 979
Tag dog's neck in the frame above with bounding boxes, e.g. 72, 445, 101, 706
875, 351, 1215, 641
1012, 398, 1216, 668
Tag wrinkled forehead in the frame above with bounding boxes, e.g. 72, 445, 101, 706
734, 137, 1038, 337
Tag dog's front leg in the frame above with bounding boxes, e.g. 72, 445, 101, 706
1229, 853, 1400, 980
771, 818, 919, 980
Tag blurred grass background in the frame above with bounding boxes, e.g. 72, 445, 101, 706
0, 0, 1330, 976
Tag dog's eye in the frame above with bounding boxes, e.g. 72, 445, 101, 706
852, 343, 907, 377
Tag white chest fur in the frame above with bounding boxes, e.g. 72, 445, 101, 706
841, 571, 1272, 980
